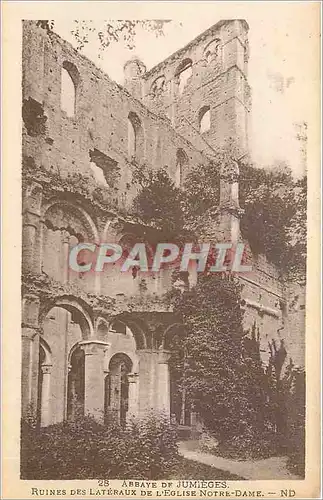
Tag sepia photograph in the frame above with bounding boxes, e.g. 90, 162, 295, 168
1, 1, 321, 498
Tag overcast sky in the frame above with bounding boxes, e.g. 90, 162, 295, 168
54, 2, 320, 177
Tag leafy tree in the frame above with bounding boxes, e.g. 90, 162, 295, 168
131, 166, 185, 241
37, 19, 170, 55
182, 153, 306, 278
71, 20, 170, 56
181, 159, 220, 225
169, 274, 271, 444
131, 152, 306, 459
239, 161, 306, 273
282, 364, 306, 477
282, 175, 307, 282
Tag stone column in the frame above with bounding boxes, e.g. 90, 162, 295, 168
81, 341, 110, 421
21, 327, 40, 416
61, 230, 70, 283
127, 372, 139, 419
218, 158, 242, 245
21, 294, 41, 417
170, 80, 176, 127
22, 182, 43, 274
157, 350, 171, 417
22, 212, 39, 273
40, 364, 52, 426
94, 243, 101, 294
137, 349, 154, 416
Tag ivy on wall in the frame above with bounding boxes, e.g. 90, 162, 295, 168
131, 165, 185, 241
166, 275, 284, 458
131, 153, 307, 282
131, 152, 306, 462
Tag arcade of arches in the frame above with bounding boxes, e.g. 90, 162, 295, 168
22, 297, 192, 427
22, 192, 194, 428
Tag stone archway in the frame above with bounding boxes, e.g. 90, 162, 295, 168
39, 296, 94, 339
40, 198, 99, 287
36, 297, 95, 425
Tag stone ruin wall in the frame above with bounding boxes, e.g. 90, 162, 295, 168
22, 19, 305, 402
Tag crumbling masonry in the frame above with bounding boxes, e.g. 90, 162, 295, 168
22, 20, 305, 427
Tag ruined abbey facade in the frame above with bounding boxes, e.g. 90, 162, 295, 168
22, 20, 305, 428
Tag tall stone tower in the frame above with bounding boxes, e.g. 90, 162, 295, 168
141, 19, 251, 157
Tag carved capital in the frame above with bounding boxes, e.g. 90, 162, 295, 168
80, 340, 110, 356
24, 181, 43, 215
23, 211, 41, 228
158, 349, 171, 364
128, 372, 139, 383
41, 364, 52, 375
22, 326, 39, 341
22, 294, 40, 327
23, 293, 40, 304
61, 230, 70, 245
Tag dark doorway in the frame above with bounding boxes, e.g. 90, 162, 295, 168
67, 346, 85, 420
105, 353, 132, 425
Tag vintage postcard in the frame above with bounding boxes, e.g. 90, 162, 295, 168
1, 1, 321, 499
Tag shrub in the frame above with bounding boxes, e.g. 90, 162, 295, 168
132, 167, 184, 241
21, 413, 179, 480
169, 274, 272, 444
283, 366, 306, 477
215, 426, 280, 460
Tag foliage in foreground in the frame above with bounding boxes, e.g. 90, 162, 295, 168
283, 365, 306, 477
168, 275, 276, 444
167, 273, 305, 469
131, 156, 306, 468
21, 413, 178, 480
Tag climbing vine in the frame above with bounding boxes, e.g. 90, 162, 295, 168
167, 276, 277, 450
131, 152, 307, 281
131, 165, 187, 242
133, 152, 306, 460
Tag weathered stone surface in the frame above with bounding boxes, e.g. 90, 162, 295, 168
21, 20, 304, 427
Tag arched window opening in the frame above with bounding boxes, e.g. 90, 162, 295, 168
199, 106, 211, 133
128, 111, 143, 159
204, 38, 221, 64
175, 148, 188, 187
151, 75, 166, 96
176, 59, 193, 95
67, 346, 85, 421
61, 61, 79, 117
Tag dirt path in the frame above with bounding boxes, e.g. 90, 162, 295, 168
178, 441, 300, 480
